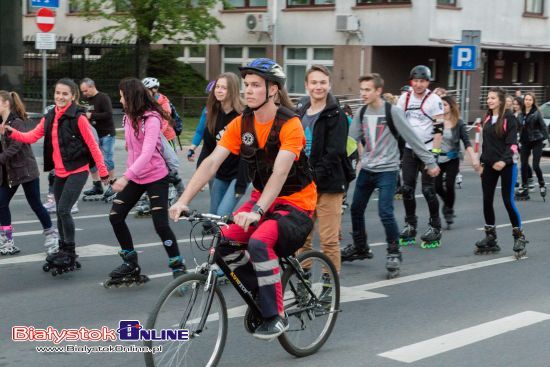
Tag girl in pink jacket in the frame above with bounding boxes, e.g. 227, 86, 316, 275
105, 78, 185, 287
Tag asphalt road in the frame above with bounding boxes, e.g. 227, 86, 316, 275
1, 140, 550, 367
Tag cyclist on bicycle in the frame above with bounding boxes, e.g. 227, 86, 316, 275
169, 58, 317, 340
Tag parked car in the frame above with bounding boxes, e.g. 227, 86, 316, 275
541, 101, 550, 154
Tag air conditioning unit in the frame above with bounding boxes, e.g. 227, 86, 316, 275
336, 15, 360, 32
245, 13, 270, 32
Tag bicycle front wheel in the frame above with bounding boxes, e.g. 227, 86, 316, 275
144, 273, 228, 367
278, 250, 340, 357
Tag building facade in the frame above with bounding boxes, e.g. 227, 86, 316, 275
22, 0, 550, 118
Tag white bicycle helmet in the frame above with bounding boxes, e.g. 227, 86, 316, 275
142, 77, 160, 89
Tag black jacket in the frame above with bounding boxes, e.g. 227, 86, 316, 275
0, 113, 40, 186
480, 111, 518, 166
519, 106, 549, 143
296, 93, 348, 193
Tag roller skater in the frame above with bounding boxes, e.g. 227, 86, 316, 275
103, 250, 149, 288
420, 219, 442, 249
512, 227, 528, 259
399, 222, 417, 247
474, 225, 500, 254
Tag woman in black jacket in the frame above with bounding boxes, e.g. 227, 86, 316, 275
0, 91, 58, 255
475, 87, 527, 259
435, 96, 480, 228
516, 92, 549, 201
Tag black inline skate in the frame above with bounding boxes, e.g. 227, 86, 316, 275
385, 242, 402, 279
442, 206, 454, 229
540, 183, 546, 202
420, 219, 442, 249
515, 186, 530, 201
474, 225, 501, 255
134, 194, 151, 217
341, 243, 373, 262
399, 221, 417, 247
82, 181, 104, 201
102, 183, 117, 203
103, 250, 149, 288
42, 240, 62, 272
512, 227, 528, 259
46, 242, 81, 276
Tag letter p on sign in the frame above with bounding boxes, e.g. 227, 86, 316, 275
452, 45, 476, 71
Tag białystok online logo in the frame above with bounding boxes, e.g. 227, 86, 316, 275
12, 321, 189, 344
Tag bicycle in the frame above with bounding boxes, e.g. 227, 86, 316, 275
144, 211, 340, 367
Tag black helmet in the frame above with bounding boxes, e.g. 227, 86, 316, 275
410, 65, 432, 81
239, 58, 286, 87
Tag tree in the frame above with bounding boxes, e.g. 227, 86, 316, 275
71, 0, 223, 78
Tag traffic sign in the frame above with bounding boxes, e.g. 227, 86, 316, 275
36, 8, 55, 33
451, 45, 477, 71
36, 33, 56, 50
31, 0, 59, 9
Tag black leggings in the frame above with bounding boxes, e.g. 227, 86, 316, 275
401, 148, 440, 226
435, 158, 460, 209
109, 175, 180, 258
54, 171, 88, 244
520, 140, 544, 186
481, 164, 522, 227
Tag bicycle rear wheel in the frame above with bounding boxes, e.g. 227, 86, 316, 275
278, 250, 340, 357
144, 273, 228, 367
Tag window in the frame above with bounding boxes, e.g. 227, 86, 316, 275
178, 45, 207, 77
356, 0, 411, 5
437, 0, 457, 5
224, 0, 267, 8
528, 62, 537, 83
222, 46, 267, 76
428, 58, 437, 81
285, 47, 333, 94
287, 0, 335, 7
512, 62, 521, 83
525, 0, 544, 14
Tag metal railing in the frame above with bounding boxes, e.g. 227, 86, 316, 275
479, 85, 547, 109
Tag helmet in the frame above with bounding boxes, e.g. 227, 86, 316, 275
142, 77, 160, 89
239, 58, 286, 87
205, 80, 216, 94
409, 65, 432, 81
400, 85, 412, 93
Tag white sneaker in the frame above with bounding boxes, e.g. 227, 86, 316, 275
43, 229, 59, 255
0, 239, 20, 256
43, 194, 56, 213
71, 202, 79, 214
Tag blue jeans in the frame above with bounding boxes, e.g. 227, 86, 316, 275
0, 178, 53, 229
210, 178, 244, 216
350, 169, 400, 253
91, 134, 115, 173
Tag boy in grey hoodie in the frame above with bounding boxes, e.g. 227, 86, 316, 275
341, 73, 440, 278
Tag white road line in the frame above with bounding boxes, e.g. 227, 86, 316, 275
351, 256, 522, 292
13, 228, 82, 237
379, 311, 550, 363
12, 214, 111, 225
476, 216, 550, 230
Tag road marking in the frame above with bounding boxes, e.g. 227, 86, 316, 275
12, 214, 111, 225
0, 244, 117, 265
379, 311, 550, 363
476, 216, 550, 230
13, 228, 82, 237
351, 256, 522, 292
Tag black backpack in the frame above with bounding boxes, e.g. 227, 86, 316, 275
358, 102, 405, 157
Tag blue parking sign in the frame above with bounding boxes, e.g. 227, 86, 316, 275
31, 0, 59, 9
451, 45, 477, 71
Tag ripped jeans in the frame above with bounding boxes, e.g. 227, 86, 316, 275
109, 175, 180, 258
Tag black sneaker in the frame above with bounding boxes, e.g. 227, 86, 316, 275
253, 315, 289, 340
341, 244, 373, 262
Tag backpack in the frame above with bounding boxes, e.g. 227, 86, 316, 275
359, 101, 405, 157
169, 102, 183, 136
404, 90, 435, 122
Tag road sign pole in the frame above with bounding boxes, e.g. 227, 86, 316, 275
42, 49, 47, 113
465, 71, 471, 123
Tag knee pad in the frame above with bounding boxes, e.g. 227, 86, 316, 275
401, 185, 415, 200
422, 186, 437, 201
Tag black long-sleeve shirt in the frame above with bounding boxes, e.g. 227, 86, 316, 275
481, 111, 518, 166
84, 92, 115, 138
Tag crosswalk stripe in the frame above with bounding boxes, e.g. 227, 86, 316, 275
379, 311, 550, 363
14, 228, 82, 237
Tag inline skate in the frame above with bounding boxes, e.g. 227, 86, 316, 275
512, 227, 528, 259
385, 251, 402, 279
420, 219, 442, 249
0, 230, 20, 256
474, 225, 501, 255
399, 221, 417, 247
103, 250, 149, 288
134, 194, 151, 217
515, 186, 530, 201
442, 206, 454, 229
540, 184, 546, 202
45, 242, 81, 276
82, 181, 104, 201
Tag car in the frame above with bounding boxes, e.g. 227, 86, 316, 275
541, 101, 550, 154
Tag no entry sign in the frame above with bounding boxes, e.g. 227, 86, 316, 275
36, 8, 55, 33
